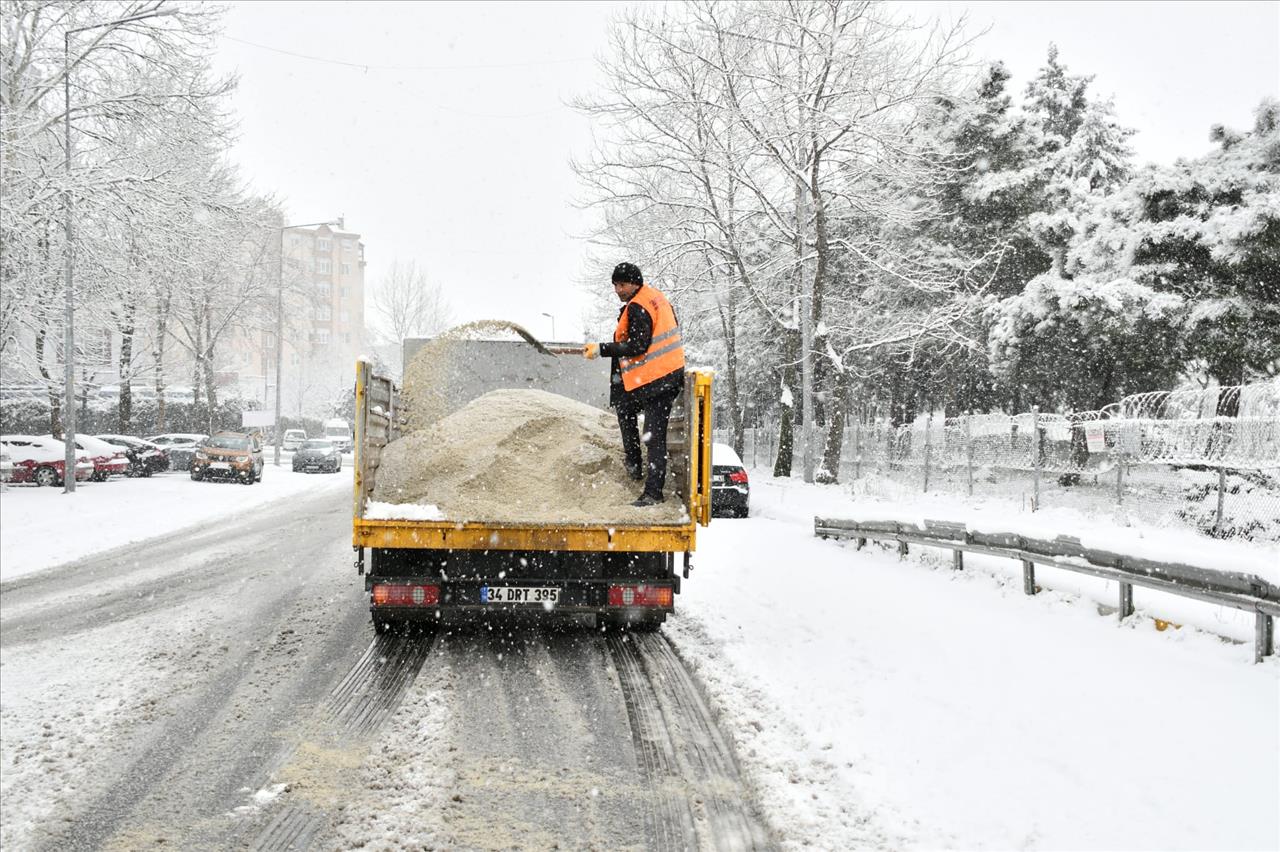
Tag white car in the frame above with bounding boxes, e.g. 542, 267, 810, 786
282, 429, 308, 451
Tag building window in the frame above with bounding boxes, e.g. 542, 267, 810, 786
317, 238, 331, 251
317, 281, 331, 298
343, 239, 355, 252
316, 304, 332, 321
340, 310, 349, 323
344, 332, 351, 343
340, 286, 348, 297
290, 235, 302, 247
316, 258, 331, 274
340, 263, 351, 275
313, 329, 330, 345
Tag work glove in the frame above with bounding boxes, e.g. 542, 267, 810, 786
583, 343, 600, 360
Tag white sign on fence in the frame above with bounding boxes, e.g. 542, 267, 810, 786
1084, 422, 1107, 453
242, 410, 275, 428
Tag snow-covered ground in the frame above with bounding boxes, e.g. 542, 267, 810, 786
0, 460, 352, 582
1, 458, 1275, 850
669, 472, 1280, 850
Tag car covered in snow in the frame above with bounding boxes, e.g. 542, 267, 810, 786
282, 429, 308, 452
95, 434, 169, 477
292, 439, 342, 473
190, 431, 264, 484
67, 434, 130, 481
710, 442, 750, 518
146, 433, 208, 471
0, 435, 95, 486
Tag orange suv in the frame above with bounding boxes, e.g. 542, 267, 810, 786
190, 431, 264, 484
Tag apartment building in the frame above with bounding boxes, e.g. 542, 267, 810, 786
220, 222, 366, 415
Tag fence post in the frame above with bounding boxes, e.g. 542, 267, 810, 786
1119, 583, 1134, 620
964, 413, 974, 497
1214, 467, 1226, 534
1116, 455, 1125, 506
922, 413, 932, 493
1031, 406, 1041, 511
853, 418, 862, 480
1021, 559, 1036, 595
1257, 613, 1275, 664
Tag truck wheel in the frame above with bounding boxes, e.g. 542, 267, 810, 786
190, 468, 203, 481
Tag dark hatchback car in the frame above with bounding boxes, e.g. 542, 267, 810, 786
292, 439, 342, 473
711, 442, 750, 518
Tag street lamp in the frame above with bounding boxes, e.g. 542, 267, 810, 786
541, 312, 556, 341
274, 218, 342, 466
61, 7, 178, 493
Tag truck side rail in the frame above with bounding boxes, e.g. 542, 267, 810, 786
813, 516, 1279, 663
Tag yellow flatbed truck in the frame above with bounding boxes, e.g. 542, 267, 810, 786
352, 355, 713, 632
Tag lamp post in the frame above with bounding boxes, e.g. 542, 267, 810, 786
541, 312, 556, 341
274, 218, 342, 466
62, 7, 178, 493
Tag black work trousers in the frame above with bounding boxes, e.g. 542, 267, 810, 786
616, 387, 678, 500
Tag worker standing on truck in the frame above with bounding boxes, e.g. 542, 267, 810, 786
583, 262, 685, 507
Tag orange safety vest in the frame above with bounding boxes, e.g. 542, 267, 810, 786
614, 284, 685, 392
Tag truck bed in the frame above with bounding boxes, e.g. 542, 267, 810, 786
352, 358, 712, 553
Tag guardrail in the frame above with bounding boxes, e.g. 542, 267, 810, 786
813, 517, 1279, 663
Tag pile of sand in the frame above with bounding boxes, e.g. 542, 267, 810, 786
372, 388, 684, 524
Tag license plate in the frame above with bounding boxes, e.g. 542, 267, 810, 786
210, 462, 230, 470
481, 586, 559, 605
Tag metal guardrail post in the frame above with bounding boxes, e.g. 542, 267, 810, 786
953, 549, 964, 571
1257, 614, 1274, 664
898, 540, 909, 558
1022, 559, 1036, 595
1119, 583, 1134, 620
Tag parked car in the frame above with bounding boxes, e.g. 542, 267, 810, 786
190, 431, 264, 484
292, 439, 342, 473
0, 435, 95, 486
95, 434, 169, 477
67, 434, 130, 481
710, 442, 750, 518
146, 433, 209, 471
162, 385, 196, 405
282, 429, 308, 452
0, 447, 12, 483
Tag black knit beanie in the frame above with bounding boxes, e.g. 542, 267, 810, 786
611, 262, 643, 285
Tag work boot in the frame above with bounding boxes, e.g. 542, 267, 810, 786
631, 494, 664, 507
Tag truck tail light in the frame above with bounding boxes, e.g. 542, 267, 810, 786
372, 583, 439, 606
728, 469, 748, 484
607, 585, 673, 607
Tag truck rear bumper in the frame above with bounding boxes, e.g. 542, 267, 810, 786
367, 578, 676, 618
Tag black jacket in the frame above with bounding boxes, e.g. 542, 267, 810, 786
598, 294, 684, 408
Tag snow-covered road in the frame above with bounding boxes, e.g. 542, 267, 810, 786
1, 464, 1275, 850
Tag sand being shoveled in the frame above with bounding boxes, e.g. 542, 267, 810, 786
372, 388, 685, 524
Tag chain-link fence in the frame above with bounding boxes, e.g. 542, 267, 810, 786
719, 379, 1280, 542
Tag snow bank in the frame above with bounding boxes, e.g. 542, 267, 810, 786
0, 465, 351, 582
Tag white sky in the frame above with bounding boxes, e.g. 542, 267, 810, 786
210, 0, 1280, 345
